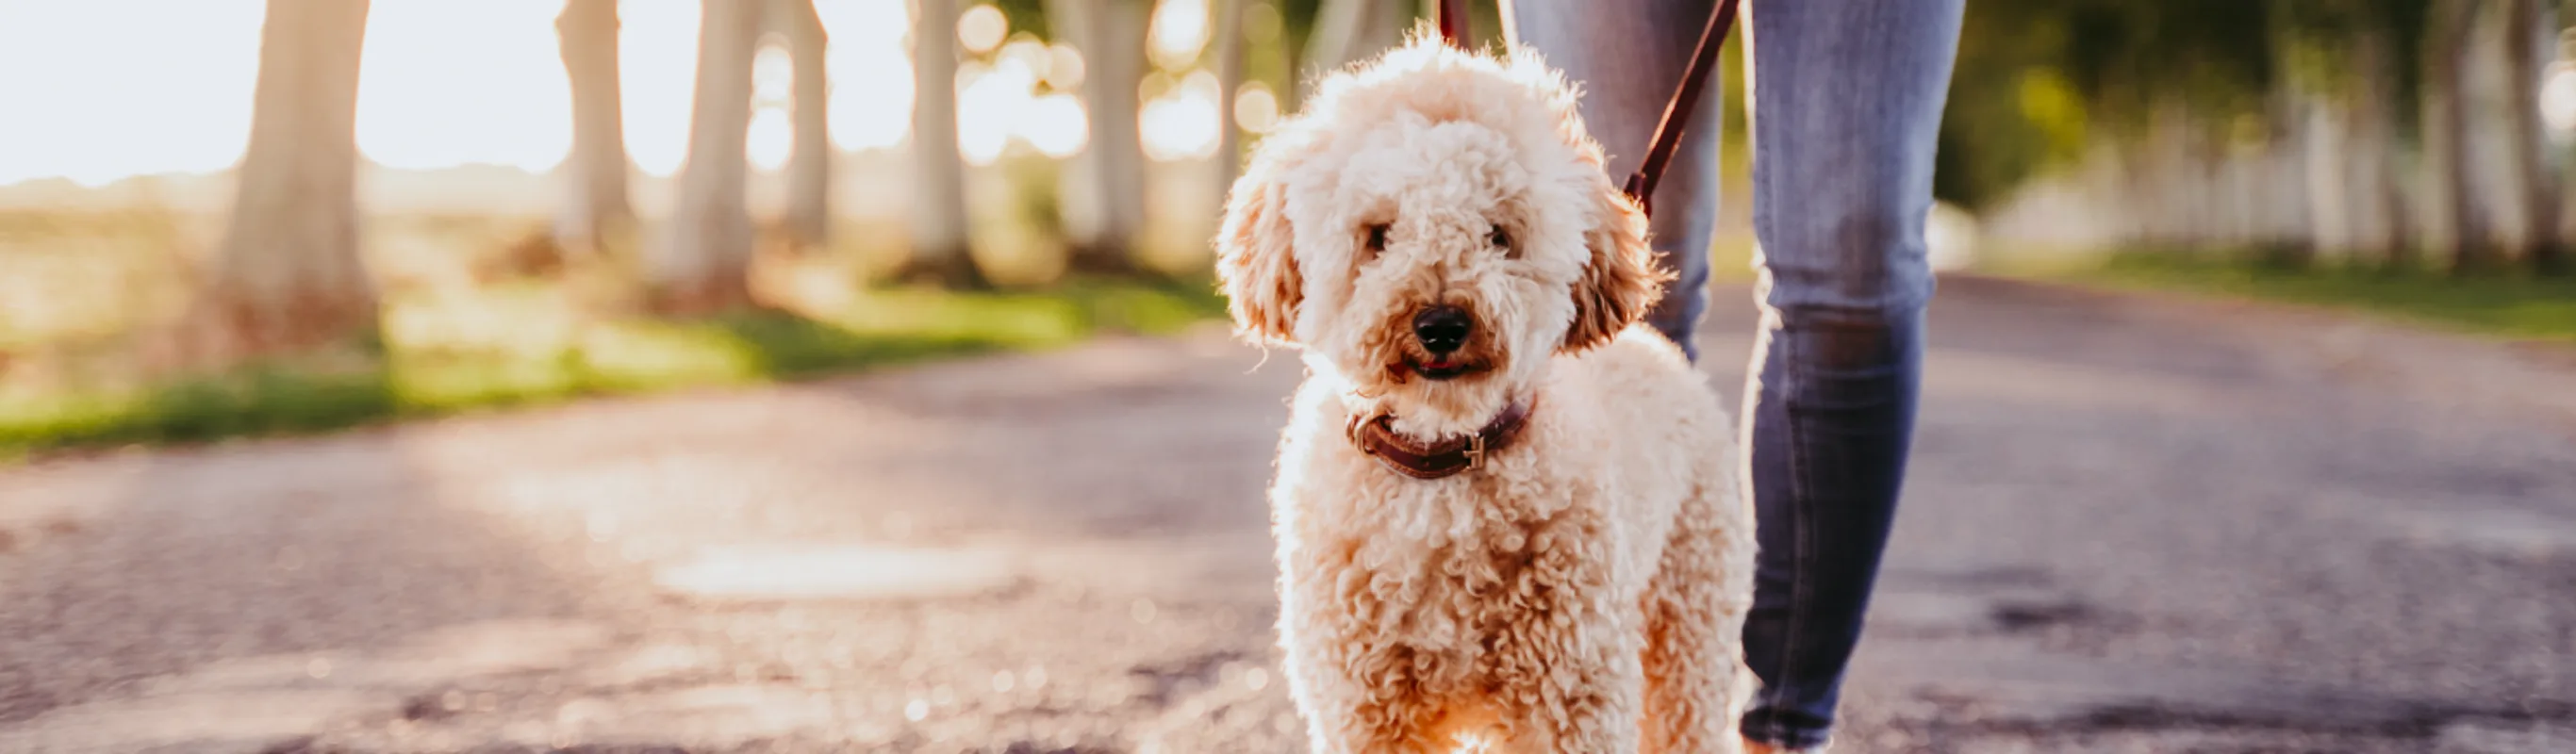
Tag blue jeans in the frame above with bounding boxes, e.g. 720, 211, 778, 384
1503, 0, 1963, 748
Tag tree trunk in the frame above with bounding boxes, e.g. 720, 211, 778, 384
1214, 0, 1247, 191
2350, 21, 2413, 268
204, 0, 377, 356
554, 0, 631, 260
2307, 97, 2353, 261
2510, 0, 2565, 273
649, 0, 762, 312
773, 0, 832, 251
2265, 88, 2317, 267
2433, 1, 2499, 273
1050, 0, 1149, 275
1306, 0, 1404, 74
905, 0, 987, 288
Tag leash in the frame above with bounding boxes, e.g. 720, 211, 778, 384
1433, 0, 1742, 219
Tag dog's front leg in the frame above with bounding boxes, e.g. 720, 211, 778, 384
1280, 547, 1459, 753
1287, 637, 1459, 753
1486, 523, 1643, 754
1639, 480, 1757, 753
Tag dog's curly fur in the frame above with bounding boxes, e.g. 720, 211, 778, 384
1217, 32, 1758, 754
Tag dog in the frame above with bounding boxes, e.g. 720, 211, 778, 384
1215, 31, 1758, 754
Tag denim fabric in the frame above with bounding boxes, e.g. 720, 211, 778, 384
1502, 1, 1964, 748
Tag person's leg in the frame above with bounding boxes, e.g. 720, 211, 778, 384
1500, 0, 1724, 360
1736, 0, 1963, 750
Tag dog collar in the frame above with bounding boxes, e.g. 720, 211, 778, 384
1344, 396, 1537, 480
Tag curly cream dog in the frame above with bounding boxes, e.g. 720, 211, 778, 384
1216, 33, 1757, 754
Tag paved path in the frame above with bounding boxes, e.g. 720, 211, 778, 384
2, 278, 2573, 753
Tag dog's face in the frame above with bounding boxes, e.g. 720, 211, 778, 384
1216, 35, 1664, 436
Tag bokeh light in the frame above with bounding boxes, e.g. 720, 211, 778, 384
820, 0, 915, 152
1140, 70, 1223, 161
957, 5, 1007, 56
1148, 0, 1212, 72
1234, 81, 1280, 135
2541, 61, 2576, 138
1046, 43, 1087, 91
1245, 1, 1283, 44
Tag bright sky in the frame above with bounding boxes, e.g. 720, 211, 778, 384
0, 0, 1228, 188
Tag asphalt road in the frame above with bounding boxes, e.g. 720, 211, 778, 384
1, 278, 2572, 753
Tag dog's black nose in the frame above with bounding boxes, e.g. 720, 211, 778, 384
1412, 306, 1472, 353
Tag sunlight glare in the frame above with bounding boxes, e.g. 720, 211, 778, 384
1001, 37, 1052, 84
620, 0, 702, 176
956, 61, 1019, 164
1149, 0, 1213, 71
2542, 62, 2576, 138
752, 42, 794, 104
748, 108, 793, 171
1026, 95, 1089, 157
0, 0, 265, 186
957, 4, 1008, 56
1046, 43, 1087, 91
356, 0, 570, 172
1235, 82, 1280, 134
749, 42, 794, 170
1140, 70, 1223, 161
818, 0, 914, 150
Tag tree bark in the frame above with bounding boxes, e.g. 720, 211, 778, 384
1049, 0, 1149, 275
2433, 1, 2498, 273
773, 0, 832, 251
649, 0, 762, 312
905, 0, 988, 287
205, 0, 377, 355
2509, 0, 2565, 273
554, 0, 631, 260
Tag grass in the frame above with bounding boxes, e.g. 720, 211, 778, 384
0, 280, 1228, 461
0, 154, 1240, 461
2007, 250, 2576, 343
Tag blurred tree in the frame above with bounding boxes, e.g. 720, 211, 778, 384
1305, 0, 1403, 74
2428, 0, 2496, 273
772, 0, 833, 251
650, 0, 763, 311
554, 0, 632, 261
1216, 0, 1247, 189
907, 0, 991, 287
2508, 0, 2565, 273
1048, 0, 1151, 275
2260, 1, 2316, 267
2342, 3, 2415, 267
206, 0, 377, 354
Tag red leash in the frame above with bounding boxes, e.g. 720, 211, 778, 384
1434, 0, 1742, 219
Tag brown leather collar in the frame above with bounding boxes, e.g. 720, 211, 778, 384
1344, 397, 1537, 480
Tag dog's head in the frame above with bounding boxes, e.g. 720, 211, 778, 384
1215, 32, 1664, 436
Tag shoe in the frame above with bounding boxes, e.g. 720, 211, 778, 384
1743, 739, 1825, 754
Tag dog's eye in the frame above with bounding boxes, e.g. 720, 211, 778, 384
1489, 225, 1512, 254
1363, 223, 1390, 255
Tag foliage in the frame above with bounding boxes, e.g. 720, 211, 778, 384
1931, 0, 2444, 210
2035, 251, 2576, 342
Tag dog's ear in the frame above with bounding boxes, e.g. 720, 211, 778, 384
1563, 182, 1664, 352
1215, 161, 1302, 344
